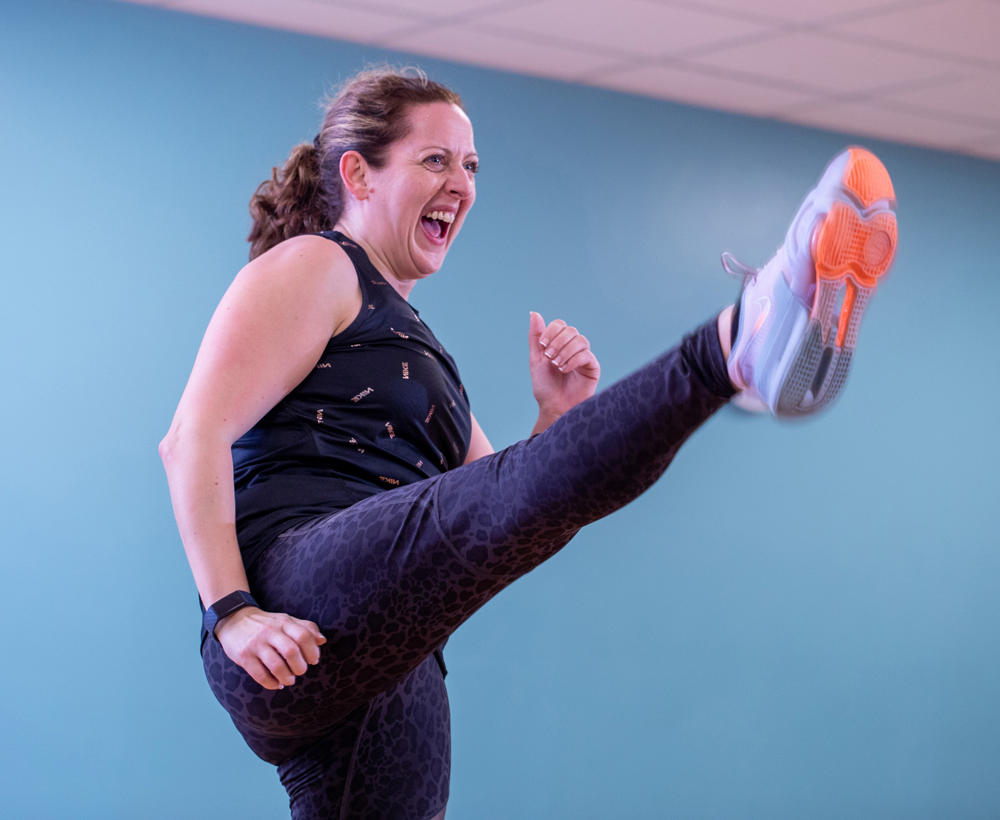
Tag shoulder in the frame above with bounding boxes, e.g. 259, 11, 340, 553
239, 234, 362, 334
249, 233, 355, 284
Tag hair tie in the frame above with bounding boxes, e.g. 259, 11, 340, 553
312, 134, 322, 152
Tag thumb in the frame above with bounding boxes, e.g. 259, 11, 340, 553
528, 311, 545, 363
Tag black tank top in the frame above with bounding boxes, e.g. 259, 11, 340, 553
232, 231, 472, 569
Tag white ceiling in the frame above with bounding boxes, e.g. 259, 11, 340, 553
122, 0, 1000, 161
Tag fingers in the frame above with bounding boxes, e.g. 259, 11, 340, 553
546, 334, 588, 372
537, 317, 565, 350
559, 348, 601, 381
242, 656, 284, 691
272, 631, 312, 676
284, 619, 326, 666
258, 643, 299, 688
539, 320, 592, 373
222, 610, 327, 691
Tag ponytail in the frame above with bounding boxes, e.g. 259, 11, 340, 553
247, 142, 328, 261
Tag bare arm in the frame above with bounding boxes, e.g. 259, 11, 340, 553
159, 235, 361, 689
463, 414, 495, 464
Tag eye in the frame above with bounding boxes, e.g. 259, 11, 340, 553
423, 154, 446, 170
464, 159, 479, 175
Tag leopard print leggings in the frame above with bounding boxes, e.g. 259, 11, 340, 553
201, 317, 734, 819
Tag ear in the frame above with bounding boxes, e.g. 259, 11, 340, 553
339, 150, 371, 201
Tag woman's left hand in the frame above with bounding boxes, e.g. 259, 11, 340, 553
529, 311, 601, 429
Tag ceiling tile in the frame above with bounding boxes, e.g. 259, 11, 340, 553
778, 99, 999, 151
165, 0, 418, 40
664, 0, 925, 26
831, 0, 1000, 64
687, 30, 963, 94
592, 63, 818, 116
471, 0, 770, 59
964, 137, 1000, 161
339, 0, 540, 16
888, 71, 1000, 126
383, 23, 619, 79
115, 0, 1000, 160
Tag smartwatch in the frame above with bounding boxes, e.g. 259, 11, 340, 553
203, 590, 260, 641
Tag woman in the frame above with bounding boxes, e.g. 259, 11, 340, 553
160, 68, 897, 818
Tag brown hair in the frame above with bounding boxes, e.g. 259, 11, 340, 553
247, 67, 464, 260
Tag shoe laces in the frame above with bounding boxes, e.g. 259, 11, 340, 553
720, 251, 758, 281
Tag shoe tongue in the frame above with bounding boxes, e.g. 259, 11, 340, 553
422, 216, 442, 239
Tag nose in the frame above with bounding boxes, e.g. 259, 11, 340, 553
446, 165, 474, 200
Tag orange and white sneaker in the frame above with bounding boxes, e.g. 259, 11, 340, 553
725, 146, 898, 416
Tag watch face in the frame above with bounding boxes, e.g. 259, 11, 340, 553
206, 592, 256, 635
216, 591, 248, 613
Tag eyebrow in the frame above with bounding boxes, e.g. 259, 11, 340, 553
420, 145, 479, 159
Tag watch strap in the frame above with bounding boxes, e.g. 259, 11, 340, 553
203, 590, 259, 641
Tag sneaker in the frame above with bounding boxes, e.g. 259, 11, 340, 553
725, 146, 898, 416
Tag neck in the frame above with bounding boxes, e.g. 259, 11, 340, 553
334, 223, 415, 301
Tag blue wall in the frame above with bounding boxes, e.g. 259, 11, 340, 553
3, 0, 999, 816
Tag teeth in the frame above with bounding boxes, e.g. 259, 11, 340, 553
423, 210, 455, 224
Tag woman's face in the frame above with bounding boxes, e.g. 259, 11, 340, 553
351, 101, 478, 282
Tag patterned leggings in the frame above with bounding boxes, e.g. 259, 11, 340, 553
202, 318, 734, 819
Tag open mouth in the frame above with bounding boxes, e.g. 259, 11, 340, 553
420, 209, 455, 244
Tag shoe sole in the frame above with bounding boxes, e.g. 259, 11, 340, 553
776, 147, 897, 416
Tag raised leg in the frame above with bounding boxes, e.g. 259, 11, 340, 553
202, 317, 733, 759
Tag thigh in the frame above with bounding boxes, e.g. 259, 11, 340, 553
212, 329, 728, 741
276, 652, 451, 820
228, 470, 577, 738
